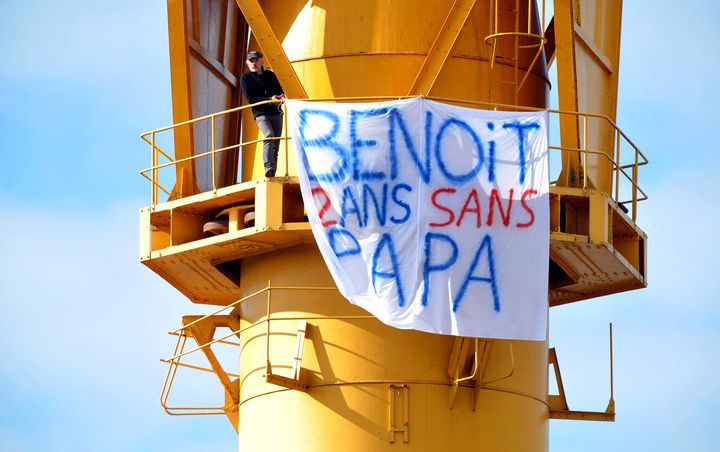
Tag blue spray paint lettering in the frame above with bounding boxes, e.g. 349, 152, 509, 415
371, 233, 406, 307
327, 227, 361, 257
298, 109, 349, 182
390, 183, 413, 224
388, 108, 431, 183
434, 117, 485, 184
350, 108, 389, 181
422, 232, 459, 306
341, 186, 363, 227
453, 234, 500, 312
487, 121, 496, 183
362, 183, 388, 227
502, 120, 540, 184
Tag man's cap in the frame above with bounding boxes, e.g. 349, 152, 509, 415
246, 50, 263, 60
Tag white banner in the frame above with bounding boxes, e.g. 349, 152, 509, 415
287, 97, 548, 340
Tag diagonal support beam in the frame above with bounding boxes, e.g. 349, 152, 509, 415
235, 0, 307, 98
407, 0, 477, 96
554, 0, 581, 187
548, 345, 616, 422
548, 348, 569, 411
183, 315, 240, 404
544, 17, 557, 67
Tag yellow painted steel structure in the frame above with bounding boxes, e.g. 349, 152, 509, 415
139, 0, 648, 450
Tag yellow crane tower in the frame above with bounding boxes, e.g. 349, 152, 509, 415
139, 1, 648, 450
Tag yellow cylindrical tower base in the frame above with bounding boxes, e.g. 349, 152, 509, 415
235, 1, 549, 449
238, 245, 548, 451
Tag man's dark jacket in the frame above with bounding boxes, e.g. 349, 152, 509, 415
240, 69, 284, 118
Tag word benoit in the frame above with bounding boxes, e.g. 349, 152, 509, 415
297, 107, 539, 185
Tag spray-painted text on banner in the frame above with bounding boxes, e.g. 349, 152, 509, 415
287, 97, 549, 340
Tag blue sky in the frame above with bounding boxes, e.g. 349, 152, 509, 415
0, 1, 718, 451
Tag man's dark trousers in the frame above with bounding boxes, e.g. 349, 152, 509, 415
257, 114, 283, 177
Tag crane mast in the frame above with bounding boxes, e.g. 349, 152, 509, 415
139, 1, 648, 450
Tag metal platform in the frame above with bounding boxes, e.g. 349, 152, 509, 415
140, 180, 646, 307
549, 186, 647, 306
140, 178, 312, 305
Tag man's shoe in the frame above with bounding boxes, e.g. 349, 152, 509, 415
265, 169, 275, 178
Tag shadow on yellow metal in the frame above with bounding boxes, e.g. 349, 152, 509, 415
553, 0, 625, 195
161, 286, 619, 431
166, 0, 250, 198
159, 283, 547, 444
159, 285, 345, 430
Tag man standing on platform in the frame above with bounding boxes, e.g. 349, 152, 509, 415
240, 50, 285, 177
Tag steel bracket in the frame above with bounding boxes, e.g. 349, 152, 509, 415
388, 384, 409, 443
183, 312, 241, 405
549, 324, 616, 422
447, 337, 494, 410
265, 320, 308, 392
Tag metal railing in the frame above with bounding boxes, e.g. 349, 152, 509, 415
160, 293, 617, 419
485, 0, 548, 101
140, 99, 290, 206
140, 96, 648, 220
159, 284, 530, 417
159, 285, 372, 416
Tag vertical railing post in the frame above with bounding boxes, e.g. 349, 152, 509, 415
265, 280, 272, 374
609, 322, 614, 402
211, 115, 217, 193
526, 0, 532, 33
614, 128, 620, 204
513, 0, 520, 105
493, 0, 498, 37
632, 148, 639, 222
283, 102, 289, 178
582, 115, 588, 190
151, 132, 157, 206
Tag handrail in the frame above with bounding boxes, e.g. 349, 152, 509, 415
160, 332, 228, 416
140, 95, 648, 220
158, 285, 380, 416
484, 0, 548, 100
140, 99, 281, 137
157, 284, 528, 417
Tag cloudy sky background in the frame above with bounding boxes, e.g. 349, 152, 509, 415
0, 0, 718, 450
